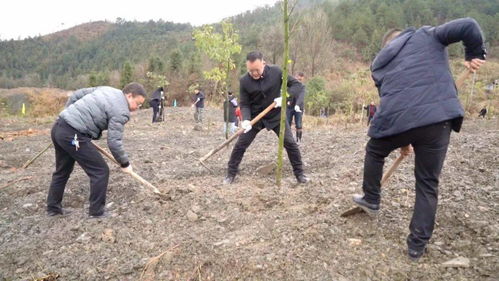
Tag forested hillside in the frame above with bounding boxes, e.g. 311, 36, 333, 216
0, 0, 497, 114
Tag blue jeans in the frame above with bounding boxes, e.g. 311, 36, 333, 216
286, 107, 303, 129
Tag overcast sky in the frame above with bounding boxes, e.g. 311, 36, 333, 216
0, 0, 280, 40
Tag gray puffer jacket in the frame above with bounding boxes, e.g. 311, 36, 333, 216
59, 86, 131, 165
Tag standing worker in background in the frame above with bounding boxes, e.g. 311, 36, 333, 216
364, 101, 377, 126
286, 72, 306, 142
223, 91, 238, 135
351, 18, 486, 261
478, 107, 487, 118
47, 83, 146, 218
191, 88, 205, 124
149, 86, 163, 123
224, 51, 310, 185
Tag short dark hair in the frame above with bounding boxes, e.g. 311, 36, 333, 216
381, 28, 402, 47
123, 82, 146, 97
296, 72, 305, 78
246, 51, 264, 62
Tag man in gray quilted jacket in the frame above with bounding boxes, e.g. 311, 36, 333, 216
47, 82, 146, 218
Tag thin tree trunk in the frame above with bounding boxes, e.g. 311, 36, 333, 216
276, 0, 290, 187
225, 59, 230, 139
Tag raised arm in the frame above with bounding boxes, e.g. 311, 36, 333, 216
434, 17, 486, 61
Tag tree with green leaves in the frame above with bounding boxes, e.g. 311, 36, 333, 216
120, 61, 133, 88
192, 20, 242, 138
148, 56, 165, 73
88, 71, 109, 87
169, 50, 182, 74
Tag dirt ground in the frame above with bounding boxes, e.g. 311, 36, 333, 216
0, 107, 498, 281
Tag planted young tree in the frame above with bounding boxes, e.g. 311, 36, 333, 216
192, 20, 242, 139
275, 0, 294, 186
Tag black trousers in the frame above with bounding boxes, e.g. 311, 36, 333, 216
227, 121, 304, 177
367, 115, 374, 125
362, 121, 451, 251
152, 104, 160, 122
47, 119, 109, 216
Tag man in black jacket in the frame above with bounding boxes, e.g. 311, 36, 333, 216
224, 51, 309, 185
352, 18, 486, 261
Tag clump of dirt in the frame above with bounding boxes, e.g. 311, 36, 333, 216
0, 107, 497, 280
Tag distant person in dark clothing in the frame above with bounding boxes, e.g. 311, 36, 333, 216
224, 51, 309, 185
287, 72, 306, 142
47, 83, 146, 218
364, 101, 377, 126
149, 86, 163, 123
478, 107, 487, 118
223, 91, 238, 134
351, 18, 486, 261
191, 88, 205, 123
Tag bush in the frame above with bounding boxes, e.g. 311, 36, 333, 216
29, 90, 68, 117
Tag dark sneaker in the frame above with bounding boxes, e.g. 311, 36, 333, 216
408, 247, 427, 262
47, 210, 62, 217
352, 194, 380, 216
296, 174, 310, 184
223, 175, 235, 185
47, 209, 72, 217
88, 210, 110, 219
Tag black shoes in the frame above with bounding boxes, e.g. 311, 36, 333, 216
89, 210, 110, 219
223, 175, 235, 185
408, 247, 427, 262
47, 209, 72, 217
47, 210, 62, 216
352, 194, 380, 216
296, 174, 310, 184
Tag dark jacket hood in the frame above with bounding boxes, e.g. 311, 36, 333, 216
371, 28, 416, 72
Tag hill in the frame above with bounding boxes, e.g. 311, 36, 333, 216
0, 0, 497, 117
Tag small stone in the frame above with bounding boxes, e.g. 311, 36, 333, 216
255, 163, 276, 176
213, 239, 230, 246
22, 203, 33, 209
70, 223, 80, 231
76, 232, 91, 243
348, 238, 362, 246
101, 229, 115, 243
187, 210, 198, 222
442, 257, 470, 268
191, 205, 202, 213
